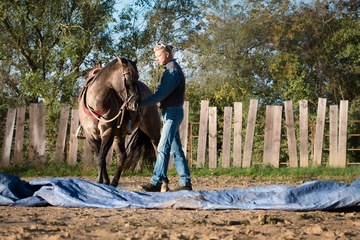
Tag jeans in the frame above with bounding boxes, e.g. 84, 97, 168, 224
150, 105, 192, 187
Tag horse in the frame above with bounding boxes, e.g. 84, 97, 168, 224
78, 56, 161, 187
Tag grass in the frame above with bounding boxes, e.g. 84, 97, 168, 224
1, 164, 360, 183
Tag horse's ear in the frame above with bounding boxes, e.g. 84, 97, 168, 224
133, 58, 137, 64
116, 56, 123, 65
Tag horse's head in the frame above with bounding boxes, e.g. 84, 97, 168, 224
116, 56, 140, 111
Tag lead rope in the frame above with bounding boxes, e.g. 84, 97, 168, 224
85, 95, 134, 127
76, 99, 128, 138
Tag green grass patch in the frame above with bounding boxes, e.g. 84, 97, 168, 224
2, 164, 359, 183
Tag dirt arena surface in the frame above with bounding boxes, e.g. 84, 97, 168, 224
1, 176, 360, 239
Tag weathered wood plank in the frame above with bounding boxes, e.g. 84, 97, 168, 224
284, 101, 298, 167
196, 100, 209, 168
299, 100, 309, 167
83, 139, 93, 168
28, 104, 39, 163
242, 99, 258, 167
54, 104, 71, 164
271, 106, 283, 168
68, 109, 79, 166
263, 106, 274, 166
180, 101, 189, 157
38, 104, 46, 164
329, 105, 338, 167
222, 107, 232, 168
233, 102, 242, 167
337, 100, 348, 167
313, 98, 327, 165
263, 106, 282, 168
13, 107, 25, 165
1, 108, 16, 167
208, 107, 217, 168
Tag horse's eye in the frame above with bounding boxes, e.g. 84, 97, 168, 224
124, 72, 130, 79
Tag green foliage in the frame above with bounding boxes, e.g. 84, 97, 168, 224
0, 0, 358, 166
0, 0, 116, 160
187, 0, 359, 109
114, 0, 207, 87
0, 0, 116, 109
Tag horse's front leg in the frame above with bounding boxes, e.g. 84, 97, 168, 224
97, 129, 114, 185
111, 137, 127, 187
87, 140, 104, 184
97, 152, 110, 185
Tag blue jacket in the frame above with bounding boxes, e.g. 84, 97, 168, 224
140, 59, 185, 109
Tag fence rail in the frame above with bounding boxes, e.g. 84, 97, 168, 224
1, 98, 359, 168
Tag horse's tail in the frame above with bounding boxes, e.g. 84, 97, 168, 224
124, 128, 156, 171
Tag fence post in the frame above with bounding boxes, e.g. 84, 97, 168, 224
329, 105, 338, 167
196, 100, 209, 168
222, 107, 232, 168
13, 107, 25, 165
54, 104, 70, 164
337, 100, 348, 167
313, 98, 327, 166
233, 102, 242, 167
29, 103, 46, 164
1, 108, 16, 167
284, 100, 298, 167
181, 101, 189, 157
38, 104, 46, 164
299, 100, 309, 167
242, 99, 258, 167
83, 140, 93, 167
208, 107, 217, 168
263, 105, 282, 168
272, 106, 283, 167
68, 109, 79, 166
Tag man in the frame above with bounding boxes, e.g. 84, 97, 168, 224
140, 43, 192, 192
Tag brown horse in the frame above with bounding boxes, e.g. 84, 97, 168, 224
78, 56, 161, 187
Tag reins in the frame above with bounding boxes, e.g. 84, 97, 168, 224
85, 94, 134, 128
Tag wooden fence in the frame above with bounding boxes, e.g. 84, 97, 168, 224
0, 98, 358, 168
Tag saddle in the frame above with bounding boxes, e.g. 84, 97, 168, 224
78, 62, 111, 120
78, 62, 103, 101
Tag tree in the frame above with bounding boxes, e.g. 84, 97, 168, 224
0, 0, 116, 161
114, 0, 206, 90
0, 0, 116, 109
188, 0, 359, 111
266, 0, 360, 107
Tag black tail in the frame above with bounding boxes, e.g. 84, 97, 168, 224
124, 128, 156, 171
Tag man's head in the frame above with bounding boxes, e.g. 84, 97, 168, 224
153, 43, 174, 66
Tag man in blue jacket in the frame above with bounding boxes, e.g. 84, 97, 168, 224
140, 43, 192, 192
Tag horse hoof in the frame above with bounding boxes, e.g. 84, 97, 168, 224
110, 180, 119, 187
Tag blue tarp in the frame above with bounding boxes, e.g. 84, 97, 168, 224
1, 173, 360, 211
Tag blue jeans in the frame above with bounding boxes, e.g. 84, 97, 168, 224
150, 105, 192, 187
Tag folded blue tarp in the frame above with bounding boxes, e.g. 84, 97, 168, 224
1, 173, 360, 211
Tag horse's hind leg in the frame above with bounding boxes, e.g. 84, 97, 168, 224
111, 137, 127, 187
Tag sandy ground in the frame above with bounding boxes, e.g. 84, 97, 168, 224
1, 175, 360, 240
